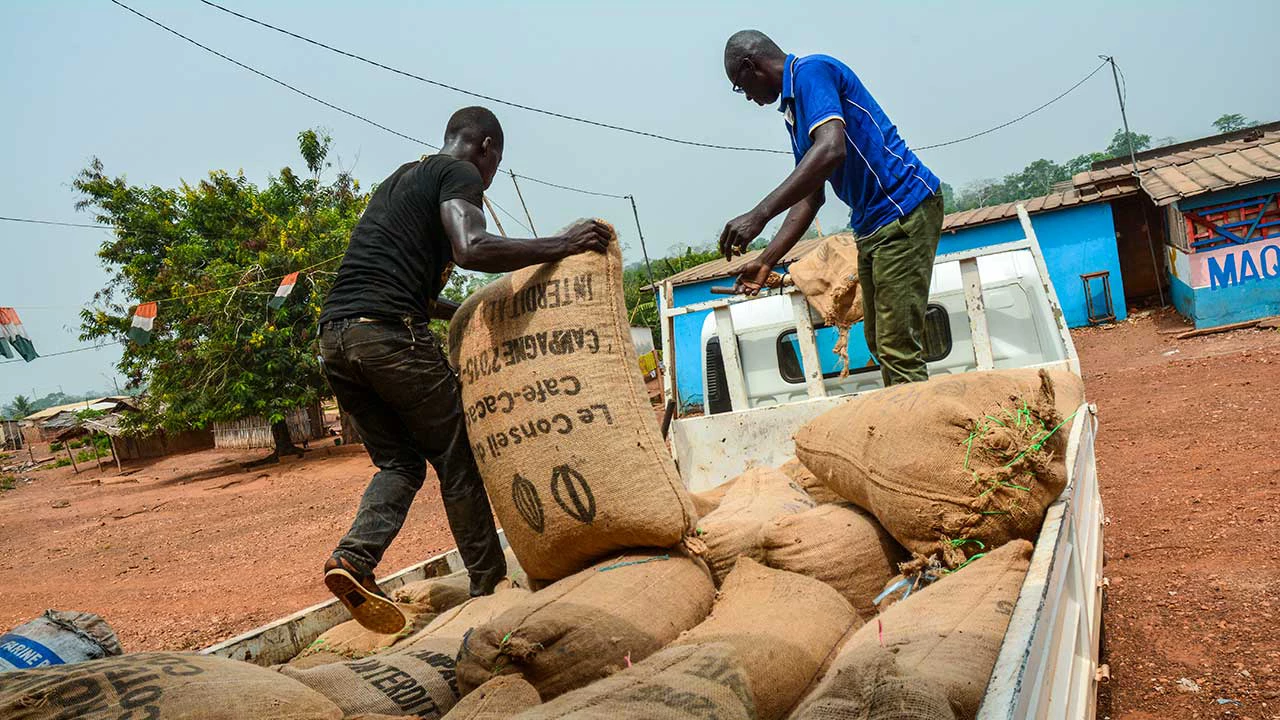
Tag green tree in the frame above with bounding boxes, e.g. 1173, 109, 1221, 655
5, 394, 34, 419
74, 129, 368, 462
1212, 113, 1257, 133
1065, 152, 1111, 176
1104, 128, 1152, 159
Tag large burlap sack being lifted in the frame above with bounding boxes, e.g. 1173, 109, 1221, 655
0, 652, 344, 720
512, 643, 756, 720
673, 558, 858, 720
448, 224, 697, 583
792, 540, 1032, 720
795, 368, 1084, 572
787, 234, 862, 376
456, 551, 716, 700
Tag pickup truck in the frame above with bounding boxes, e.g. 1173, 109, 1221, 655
203, 205, 1105, 720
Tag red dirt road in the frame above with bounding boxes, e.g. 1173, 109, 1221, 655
1, 311, 1278, 719
0, 442, 455, 651
1076, 312, 1280, 720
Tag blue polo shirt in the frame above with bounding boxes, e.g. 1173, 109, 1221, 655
781, 53, 941, 237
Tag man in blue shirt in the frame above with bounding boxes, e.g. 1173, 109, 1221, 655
720, 30, 944, 386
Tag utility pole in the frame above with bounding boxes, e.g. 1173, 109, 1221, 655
1102, 54, 1166, 307
509, 171, 538, 235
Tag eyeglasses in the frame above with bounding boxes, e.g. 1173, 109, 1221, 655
731, 58, 751, 94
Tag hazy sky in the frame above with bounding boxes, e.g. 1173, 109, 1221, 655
2, 0, 1277, 404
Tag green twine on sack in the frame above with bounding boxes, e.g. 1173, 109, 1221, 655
945, 552, 988, 574
597, 554, 670, 572
949, 538, 986, 550
1000, 410, 1078, 469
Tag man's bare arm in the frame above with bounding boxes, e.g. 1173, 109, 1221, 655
719, 120, 845, 259
441, 199, 611, 274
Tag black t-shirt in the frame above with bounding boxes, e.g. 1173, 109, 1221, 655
320, 155, 485, 325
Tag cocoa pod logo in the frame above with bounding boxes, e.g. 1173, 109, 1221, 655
511, 474, 545, 533
550, 464, 596, 524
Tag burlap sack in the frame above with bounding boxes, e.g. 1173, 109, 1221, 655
793, 650, 956, 720
293, 610, 437, 662
787, 234, 862, 376
795, 368, 1084, 572
793, 540, 1032, 720
672, 558, 857, 720
512, 643, 755, 720
697, 467, 815, 584
281, 644, 461, 719
393, 574, 473, 610
442, 675, 540, 720
400, 588, 533, 654
456, 551, 716, 700
0, 610, 122, 671
286, 651, 349, 670
689, 475, 742, 518
760, 503, 908, 622
0, 652, 342, 720
448, 226, 697, 583
779, 457, 845, 505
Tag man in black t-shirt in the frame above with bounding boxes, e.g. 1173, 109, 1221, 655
319, 106, 612, 633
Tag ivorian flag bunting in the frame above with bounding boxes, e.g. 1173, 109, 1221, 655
0, 333, 12, 359
0, 307, 39, 362
269, 272, 299, 309
128, 302, 158, 345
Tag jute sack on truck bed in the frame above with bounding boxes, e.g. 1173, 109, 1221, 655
281, 646, 461, 719
697, 466, 815, 584
760, 503, 908, 622
441, 675, 541, 720
787, 234, 862, 376
792, 540, 1032, 720
673, 558, 858, 720
0, 652, 343, 720
289, 574, 474, 665
512, 643, 755, 720
795, 368, 1084, 572
689, 475, 740, 519
793, 650, 956, 720
456, 551, 716, 700
448, 226, 696, 583
779, 457, 845, 505
399, 588, 533, 655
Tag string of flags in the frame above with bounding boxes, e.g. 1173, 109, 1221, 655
0, 308, 39, 362
4, 254, 341, 362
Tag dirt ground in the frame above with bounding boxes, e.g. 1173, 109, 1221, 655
1, 310, 1278, 718
1077, 310, 1280, 720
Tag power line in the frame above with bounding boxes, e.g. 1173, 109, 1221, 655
0, 216, 112, 230
0, 340, 125, 365
511, 173, 629, 201
197, 0, 790, 156
108, 0, 626, 209
914, 60, 1109, 151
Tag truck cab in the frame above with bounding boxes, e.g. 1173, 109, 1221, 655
700, 247, 1072, 413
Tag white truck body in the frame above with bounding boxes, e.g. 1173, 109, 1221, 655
203, 206, 1104, 719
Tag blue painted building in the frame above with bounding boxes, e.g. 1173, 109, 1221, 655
659, 190, 1130, 410
1073, 124, 1280, 329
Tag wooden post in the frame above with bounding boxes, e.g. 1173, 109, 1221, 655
108, 435, 123, 473
64, 442, 79, 474
482, 196, 508, 237
92, 433, 103, 471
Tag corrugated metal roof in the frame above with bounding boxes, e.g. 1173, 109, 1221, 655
24, 398, 109, 422
1073, 124, 1280, 206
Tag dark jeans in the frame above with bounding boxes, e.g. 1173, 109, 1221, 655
857, 191, 945, 386
320, 318, 506, 596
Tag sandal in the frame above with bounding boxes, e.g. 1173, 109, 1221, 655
323, 555, 408, 635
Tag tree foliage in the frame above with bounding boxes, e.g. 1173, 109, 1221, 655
1212, 113, 1259, 133
949, 127, 1156, 213
74, 129, 368, 448
622, 247, 723, 338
